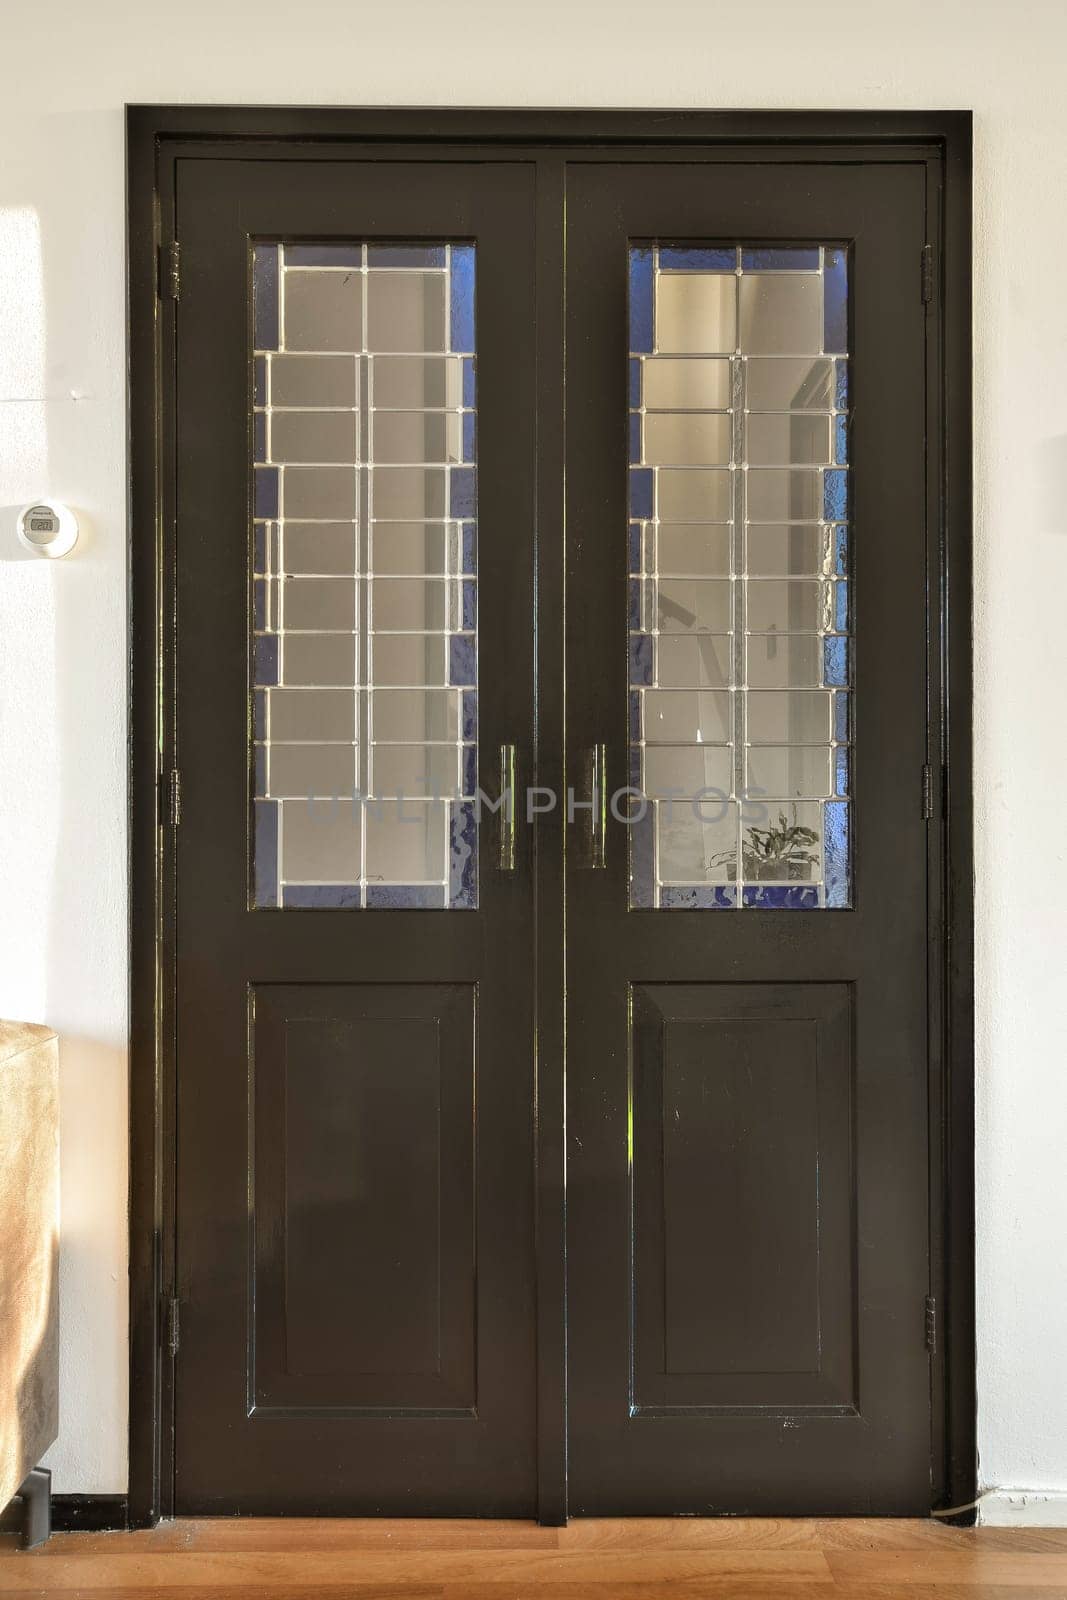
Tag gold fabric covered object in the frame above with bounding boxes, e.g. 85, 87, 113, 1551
0, 1022, 59, 1512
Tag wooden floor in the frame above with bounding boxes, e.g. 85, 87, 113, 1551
2, 1517, 1067, 1597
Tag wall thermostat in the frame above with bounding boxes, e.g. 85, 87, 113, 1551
17, 501, 79, 559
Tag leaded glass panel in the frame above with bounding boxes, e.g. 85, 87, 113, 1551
628, 243, 851, 909
252, 242, 478, 909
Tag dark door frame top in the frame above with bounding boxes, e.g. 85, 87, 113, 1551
127, 105, 974, 1527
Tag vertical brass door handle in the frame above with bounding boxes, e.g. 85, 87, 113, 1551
590, 743, 607, 869
497, 743, 517, 872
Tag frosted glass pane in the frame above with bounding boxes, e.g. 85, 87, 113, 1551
642, 413, 732, 466
655, 273, 737, 353
641, 357, 732, 410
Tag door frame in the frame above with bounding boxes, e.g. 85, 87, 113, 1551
127, 105, 974, 1527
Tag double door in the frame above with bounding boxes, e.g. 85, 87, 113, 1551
168, 143, 935, 1516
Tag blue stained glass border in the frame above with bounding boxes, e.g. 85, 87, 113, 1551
742, 885, 821, 909
628, 690, 642, 744
460, 576, 476, 630
252, 244, 279, 349
367, 243, 446, 269
823, 247, 848, 354
445, 247, 478, 906
834, 412, 848, 466
629, 635, 653, 686
449, 800, 478, 909
824, 801, 850, 907
254, 466, 278, 519
628, 578, 644, 631
834, 580, 849, 633
253, 578, 269, 632
283, 884, 363, 909
254, 634, 278, 686
449, 634, 476, 687
629, 468, 654, 520
824, 636, 850, 687
661, 886, 737, 909
629, 248, 654, 353
284, 243, 362, 267
628, 521, 643, 573
450, 467, 476, 519
629, 805, 655, 908
366, 884, 446, 909
461, 690, 478, 741
824, 469, 848, 522
660, 246, 737, 271
742, 246, 820, 271
461, 522, 477, 574
834, 358, 849, 411
833, 526, 849, 577
834, 691, 850, 744
450, 245, 476, 353
253, 800, 279, 907
834, 746, 850, 799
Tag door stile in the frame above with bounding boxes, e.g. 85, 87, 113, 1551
533, 152, 569, 1526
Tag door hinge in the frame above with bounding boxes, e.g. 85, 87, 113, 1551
159, 768, 182, 827
922, 763, 933, 819
921, 243, 935, 305
159, 240, 181, 301
925, 1295, 937, 1354
164, 1296, 180, 1358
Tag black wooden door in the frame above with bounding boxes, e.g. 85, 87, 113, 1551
564, 161, 934, 1513
168, 143, 939, 1519
172, 157, 537, 1512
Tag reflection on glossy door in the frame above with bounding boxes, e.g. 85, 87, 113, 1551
252, 242, 478, 909
628, 244, 851, 909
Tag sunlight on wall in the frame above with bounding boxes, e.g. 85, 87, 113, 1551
0, 135, 130, 1490
0, 205, 58, 1023
0, 206, 45, 398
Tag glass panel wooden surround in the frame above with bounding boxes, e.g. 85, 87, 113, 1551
247, 236, 849, 912
627, 244, 852, 909
251, 243, 478, 909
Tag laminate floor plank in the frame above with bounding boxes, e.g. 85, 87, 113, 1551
0, 1548, 834, 1588
1, 1519, 1063, 1596
826, 1549, 1067, 1588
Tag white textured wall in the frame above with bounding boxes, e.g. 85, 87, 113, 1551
0, 0, 1065, 1509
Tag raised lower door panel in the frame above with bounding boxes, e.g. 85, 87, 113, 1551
632, 983, 854, 1414
251, 983, 475, 1413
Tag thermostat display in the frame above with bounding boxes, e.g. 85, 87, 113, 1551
17, 501, 79, 558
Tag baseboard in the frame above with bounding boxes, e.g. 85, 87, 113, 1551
980, 1490, 1067, 1527
0, 1494, 129, 1534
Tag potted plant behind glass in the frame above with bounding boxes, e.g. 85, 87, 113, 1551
711, 806, 821, 882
